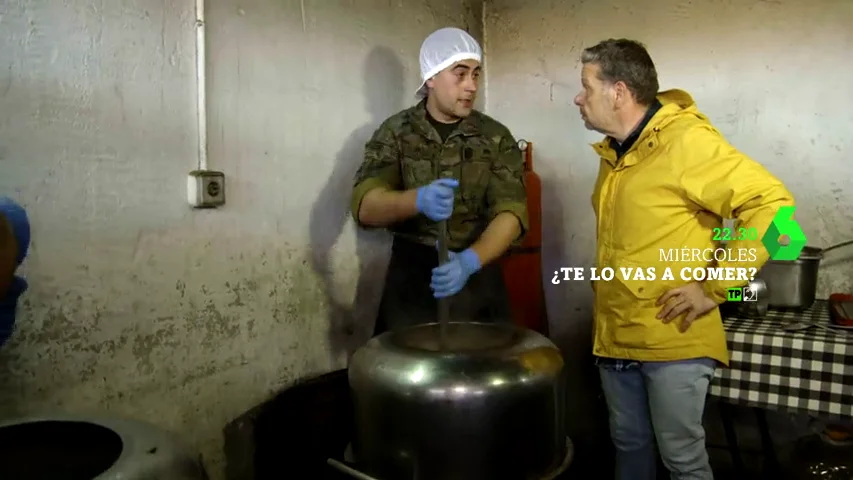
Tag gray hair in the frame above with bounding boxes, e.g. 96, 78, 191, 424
581, 39, 659, 106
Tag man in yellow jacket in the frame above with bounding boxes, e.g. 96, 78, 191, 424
574, 39, 795, 480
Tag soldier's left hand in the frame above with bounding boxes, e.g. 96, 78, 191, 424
430, 248, 481, 298
655, 282, 717, 332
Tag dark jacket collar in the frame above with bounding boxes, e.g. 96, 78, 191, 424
407, 98, 483, 142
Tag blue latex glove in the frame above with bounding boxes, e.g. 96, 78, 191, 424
0, 196, 30, 348
430, 248, 481, 298
0, 197, 30, 267
416, 178, 459, 221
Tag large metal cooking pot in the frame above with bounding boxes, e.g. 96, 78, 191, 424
0, 412, 206, 479
348, 321, 567, 480
756, 240, 853, 309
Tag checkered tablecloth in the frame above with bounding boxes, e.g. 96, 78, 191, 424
709, 299, 853, 421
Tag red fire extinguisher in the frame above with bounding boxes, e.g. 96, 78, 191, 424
499, 139, 548, 336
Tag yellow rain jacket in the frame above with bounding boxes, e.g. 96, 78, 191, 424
590, 89, 796, 366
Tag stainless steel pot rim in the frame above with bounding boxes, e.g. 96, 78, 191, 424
767, 239, 853, 262
768, 247, 823, 265
340, 437, 575, 480
539, 436, 575, 480
766, 247, 822, 262
797, 246, 824, 260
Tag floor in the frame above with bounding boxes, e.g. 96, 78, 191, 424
564, 442, 782, 479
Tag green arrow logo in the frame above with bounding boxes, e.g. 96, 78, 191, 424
761, 206, 807, 261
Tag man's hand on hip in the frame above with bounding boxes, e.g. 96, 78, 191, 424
656, 282, 717, 332
416, 178, 459, 221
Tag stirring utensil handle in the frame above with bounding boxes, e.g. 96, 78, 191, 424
820, 239, 853, 255
436, 167, 455, 346
437, 220, 450, 325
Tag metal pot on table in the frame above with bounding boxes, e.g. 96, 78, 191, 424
343, 321, 569, 480
756, 240, 853, 309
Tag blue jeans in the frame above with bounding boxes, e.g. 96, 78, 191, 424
599, 358, 716, 480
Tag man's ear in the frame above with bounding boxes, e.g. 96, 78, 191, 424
612, 81, 631, 107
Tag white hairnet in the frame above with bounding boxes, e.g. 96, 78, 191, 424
415, 27, 482, 98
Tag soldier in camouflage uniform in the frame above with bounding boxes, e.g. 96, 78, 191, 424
350, 27, 529, 335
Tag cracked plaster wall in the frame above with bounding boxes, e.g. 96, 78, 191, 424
0, 0, 483, 477
484, 0, 853, 444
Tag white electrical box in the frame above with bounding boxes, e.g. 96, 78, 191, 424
187, 170, 225, 208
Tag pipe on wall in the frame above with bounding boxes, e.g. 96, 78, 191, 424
194, 0, 208, 171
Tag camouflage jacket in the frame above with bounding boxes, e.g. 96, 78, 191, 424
350, 100, 529, 251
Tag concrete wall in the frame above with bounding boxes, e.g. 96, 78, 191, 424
484, 0, 853, 445
0, 0, 483, 476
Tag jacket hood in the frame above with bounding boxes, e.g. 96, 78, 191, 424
591, 88, 712, 165
655, 89, 711, 125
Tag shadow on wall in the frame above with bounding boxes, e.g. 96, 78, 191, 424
540, 169, 611, 457
539, 174, 566, 337
308, 46, 405, 363
222, 47, 406, 480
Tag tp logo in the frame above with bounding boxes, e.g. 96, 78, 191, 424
727, 286, 758, 302
761, 206, 807, 261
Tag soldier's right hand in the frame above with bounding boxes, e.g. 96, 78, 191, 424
416, 178, 459, 221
